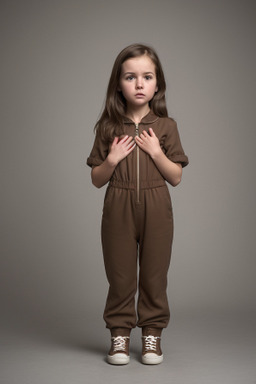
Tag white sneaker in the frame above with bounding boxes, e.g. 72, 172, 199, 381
142, 335, 163, 365
107, 336, 130, 365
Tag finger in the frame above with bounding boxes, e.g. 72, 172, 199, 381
128, 142, 136, 152
135, 136, 143, 143
126, 139, 135, 149
112, 137, 119, 146
126, 136, 134, 144
125, 142, 136, 156
142, 130, 149, 137
122, 137, 134, 149
123, 135, 134, 146
119, 135, 129, 143
148, 127, 155, 136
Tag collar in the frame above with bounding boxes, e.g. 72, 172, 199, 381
123, 110, 159, 125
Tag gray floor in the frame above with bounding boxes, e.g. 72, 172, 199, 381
1, 310, 256, 384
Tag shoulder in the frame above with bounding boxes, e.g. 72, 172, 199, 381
154, 116, 178, 134
155, 115, 176, 125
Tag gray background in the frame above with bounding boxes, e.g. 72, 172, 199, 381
1, 0, 256, 383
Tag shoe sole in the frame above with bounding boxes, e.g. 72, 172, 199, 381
107, 353, 130, 365
142, 353, 163, 365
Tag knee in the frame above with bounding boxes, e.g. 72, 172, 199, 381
139, 274, 167, 296
109, 276, 137, 298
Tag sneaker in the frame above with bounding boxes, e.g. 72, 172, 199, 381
142, 334, 163, 365
107, 336, 130, 365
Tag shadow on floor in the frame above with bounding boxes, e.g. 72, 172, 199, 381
1, 312, 144, 364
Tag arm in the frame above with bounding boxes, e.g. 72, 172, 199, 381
91, 135, 135, 188
135, 128, 182, 187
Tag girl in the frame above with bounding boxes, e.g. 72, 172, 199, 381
87, 44, 188, 365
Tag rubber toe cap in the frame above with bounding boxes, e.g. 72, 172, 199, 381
142, 353, 163, 365
107, 353, 130, 365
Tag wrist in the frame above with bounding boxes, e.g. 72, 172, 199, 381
106, 154, 118, 168
150, 147, 163, 161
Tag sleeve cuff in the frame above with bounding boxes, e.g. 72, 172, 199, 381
168, 154, 189, 168
86, 157, 104, 168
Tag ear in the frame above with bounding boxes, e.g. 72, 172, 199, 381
155, 85, 158, 93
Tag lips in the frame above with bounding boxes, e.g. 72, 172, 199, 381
135, 93, 145, 97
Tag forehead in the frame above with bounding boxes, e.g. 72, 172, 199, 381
121, 55, 156, 73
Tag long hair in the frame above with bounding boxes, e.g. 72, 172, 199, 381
94, 43, 168, 142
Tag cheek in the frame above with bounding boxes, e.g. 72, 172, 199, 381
121, 84, 133, 96
150, 83, 158, 94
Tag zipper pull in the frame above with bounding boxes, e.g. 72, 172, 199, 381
135, 123, 139, 136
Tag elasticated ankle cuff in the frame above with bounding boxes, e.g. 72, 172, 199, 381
110, 328, 131, 337
142, 327, 162, 337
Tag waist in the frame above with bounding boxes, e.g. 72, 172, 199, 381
109, 179, 166, 190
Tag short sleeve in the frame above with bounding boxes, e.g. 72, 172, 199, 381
87, 131, 109, 168
163, 120, 189, 168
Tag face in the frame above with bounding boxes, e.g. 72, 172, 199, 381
119, 55, 158, 111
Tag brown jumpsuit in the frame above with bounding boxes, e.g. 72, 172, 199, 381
87, 111, 189, 333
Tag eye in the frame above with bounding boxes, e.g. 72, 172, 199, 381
126, 75, 135, 81
145, 75, 153, 80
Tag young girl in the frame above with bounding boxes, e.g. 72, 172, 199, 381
87, 43, 188, 365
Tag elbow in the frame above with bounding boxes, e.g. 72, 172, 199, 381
91, 168, 103, 188
92, 181, 100, 189
170, 177, 181, 187
170, 165, 182, 187
170, 171, 182, 187
91, 174, 101, 189
91, 176, 103, 189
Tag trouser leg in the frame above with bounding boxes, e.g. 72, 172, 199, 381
137, 186, 173, 329
101, 188, 137, 330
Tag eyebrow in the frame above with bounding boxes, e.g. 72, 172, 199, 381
123, 71, 155, 75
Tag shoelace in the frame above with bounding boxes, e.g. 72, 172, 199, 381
142, 335, 160, 351
112, 336, 129, 352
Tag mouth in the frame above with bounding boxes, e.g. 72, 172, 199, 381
135, 93, 145, 97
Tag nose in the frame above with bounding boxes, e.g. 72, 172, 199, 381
136, 77, 143, 89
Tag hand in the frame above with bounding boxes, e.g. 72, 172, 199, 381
108, 135, 136, 166
135, 128, 162, 159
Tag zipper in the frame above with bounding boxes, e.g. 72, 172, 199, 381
123, 114, 159, 203
135, 123, 140, 203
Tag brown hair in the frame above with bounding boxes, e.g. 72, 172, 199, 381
94, 43, 168, 141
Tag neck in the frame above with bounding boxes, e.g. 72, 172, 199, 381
125, 105, 151, 124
